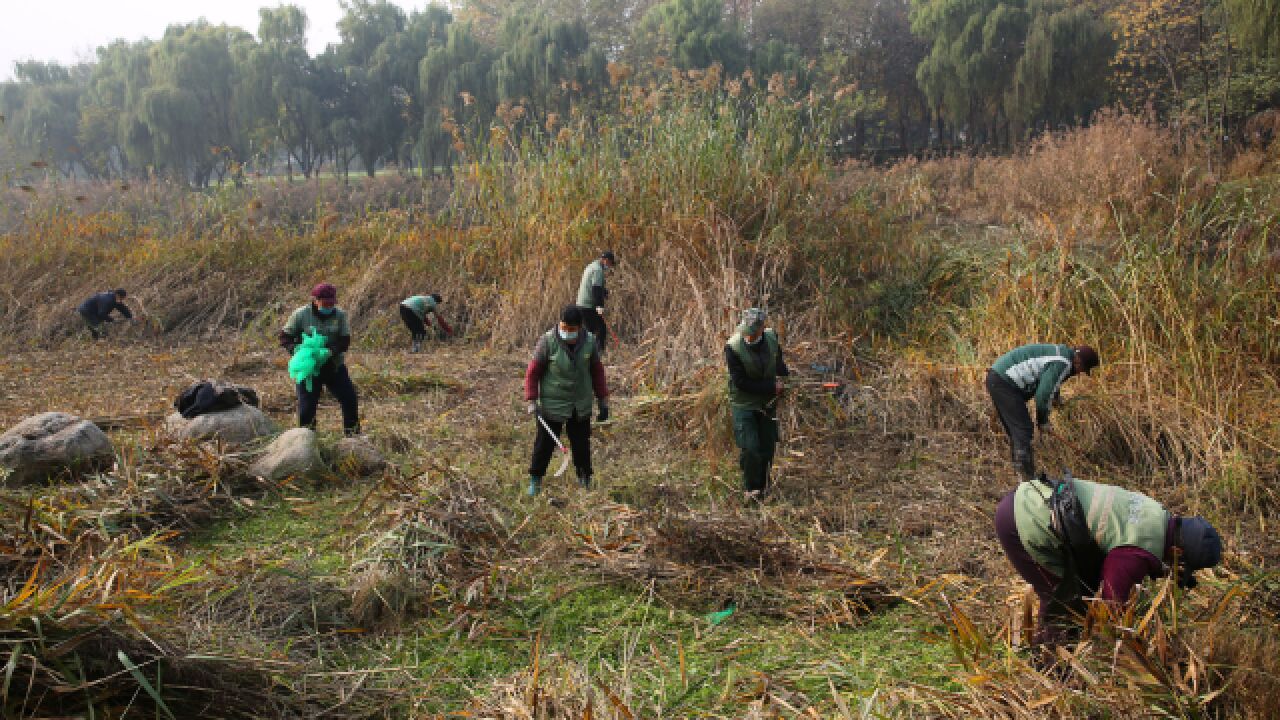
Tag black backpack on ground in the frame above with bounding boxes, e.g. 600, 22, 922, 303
175, 381, 259, 419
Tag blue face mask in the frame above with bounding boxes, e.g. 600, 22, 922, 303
316, 305, 335, 316
558, 327, 579, 342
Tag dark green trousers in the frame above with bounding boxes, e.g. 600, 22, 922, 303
732, 406, 777, 493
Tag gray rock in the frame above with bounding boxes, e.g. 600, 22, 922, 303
165, 404, 276, 444
0, 412, 114, 485
248, 428, 324, 482
327, 437, 388, 478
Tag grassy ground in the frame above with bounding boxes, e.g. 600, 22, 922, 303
0, 331, 998, 716
3, 313, 1273, 717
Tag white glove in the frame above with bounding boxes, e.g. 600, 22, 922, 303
595, 306, 605, 315
527, 401, 538, 415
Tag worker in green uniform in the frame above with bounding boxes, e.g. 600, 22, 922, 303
398, 293, 453, 352
996, 473, 1221, 647
278, 283, 361, 435
987, 343, 1099, 481
576, 250, 616, 353
724, 307, 789, 500
522, 305, 610, 496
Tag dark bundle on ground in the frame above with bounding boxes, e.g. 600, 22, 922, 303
568, 505, 897, 620
652, 512, 803, 573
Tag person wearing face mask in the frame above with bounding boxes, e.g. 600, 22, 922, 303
724, 307, 789, 500
278, 283, 361, 435
575, 250, 616, 354
522, 305, 610, 496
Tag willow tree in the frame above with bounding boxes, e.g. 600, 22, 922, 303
419, 21, 493, 173
1227, 0, 1279, 57
489, 10, 605, 131
335, 0, 409, 176
241, 5, 328, 177
912, 0, 1114, 147
0, 61, 90, 176
638, 0, 748, 74
1008, 1, 1115, 133
139, 22, 253, 186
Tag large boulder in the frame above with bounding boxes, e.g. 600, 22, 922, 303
327, 437, 388, 478
165, 404, 276, 444
0, 412, 114, 485
248, 428, 324, 482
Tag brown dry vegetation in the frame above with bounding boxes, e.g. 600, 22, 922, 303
1, 88, 1279, 717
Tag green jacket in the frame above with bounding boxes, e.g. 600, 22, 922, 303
283, 305, 351, 366
538, 329, 599, 422
991, 343, 1075, 425
401, 295, 438, 320
726, 330, 779, 411
1014, 478, 1169, 579
576, 259, 606, 308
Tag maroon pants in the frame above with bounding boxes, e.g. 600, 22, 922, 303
996, 491, 1076, 640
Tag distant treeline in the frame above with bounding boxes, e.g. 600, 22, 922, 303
1, 0, 1277, 186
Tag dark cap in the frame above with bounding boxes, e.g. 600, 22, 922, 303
1177, 516, 1222, 571
310, 283, 338, 301
560, 304, 583, 326
1074, 345, 1099, 374
431, 293, 442, 303
114, 288, 127, 297
601, 250, 616, 264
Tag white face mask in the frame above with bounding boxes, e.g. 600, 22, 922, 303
558, 328, 579, 342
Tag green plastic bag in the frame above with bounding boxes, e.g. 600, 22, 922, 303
288, 328, 332, 391
705, 602, 736, 626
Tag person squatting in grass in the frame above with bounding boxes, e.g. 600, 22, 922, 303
398, 293, 453, 353
987, 343, 1099, 482
995, 473, 1222, 648
725, 307, 790, 501
77, 288, 132, 340
575, 250, 616, 354
523, 305, 609, 496
279, 283, 361, 436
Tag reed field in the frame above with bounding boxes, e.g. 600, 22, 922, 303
1, 75, 1278, 717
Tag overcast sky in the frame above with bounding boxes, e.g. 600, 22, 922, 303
2, 1, 427, 81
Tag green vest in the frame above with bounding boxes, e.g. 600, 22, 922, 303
283, 305, 352, 366
401, 295, 437, 320
1014, 478, 1168, 578
539, 329, 598, 421
576, 259, 605, 308
726, 329, 779, 410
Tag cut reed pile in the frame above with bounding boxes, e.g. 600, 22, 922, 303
906, 570, 1280, 719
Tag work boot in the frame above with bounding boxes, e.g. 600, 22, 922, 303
344, 424, 362, 438
411, 339, 422, 353
578, 473, 592, 490
527, 475, 542, 496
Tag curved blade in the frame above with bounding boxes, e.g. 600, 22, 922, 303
536, 413, 572, 478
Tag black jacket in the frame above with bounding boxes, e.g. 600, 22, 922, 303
78, 292, 132, 322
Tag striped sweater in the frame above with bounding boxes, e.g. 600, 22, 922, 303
991, 343, 1076, 426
